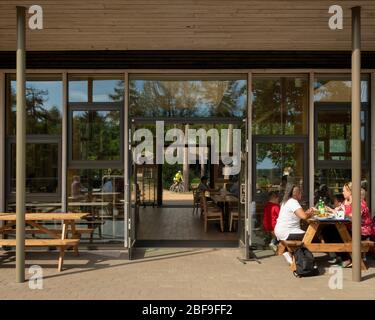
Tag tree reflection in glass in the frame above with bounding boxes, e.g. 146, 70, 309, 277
252, 76, 308, 135
72, 110, 120, 161
9, 77, 62, 135
129, 79, 247, 118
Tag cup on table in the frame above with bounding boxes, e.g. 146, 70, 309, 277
335, 209, 345, 220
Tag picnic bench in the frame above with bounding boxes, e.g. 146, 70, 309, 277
0, 213, 89, 271
278, 218, 374, 271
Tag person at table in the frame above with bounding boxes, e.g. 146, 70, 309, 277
274, 185, 314, 242
342, 183, 375, 238
198, 176, 212, 193
102, 177, 113, 193
326, 182, 375, 237
229, 176, 240, 197
263, 191, 280, 252
332, 193, 345, 209
326, 182, 375, 267
198, 176, 218, 202
71, 175, 84, 200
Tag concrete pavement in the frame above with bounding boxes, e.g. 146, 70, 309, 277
0, 248, 374, 299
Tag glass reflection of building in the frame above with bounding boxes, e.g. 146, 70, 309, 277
4, 72, 373, 248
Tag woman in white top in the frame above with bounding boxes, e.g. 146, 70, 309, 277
274, 185, 314, 241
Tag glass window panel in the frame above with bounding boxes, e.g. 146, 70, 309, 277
67, 168, 124, 243
252, 142, 306, 248
314, 169, 370, 206
129, 77, 247, 118
72, 110, 121, 161
316, 109, 366, 161
314, 75, 369, 103
252, 76, 308, 135
93, 79, 124, 102
69, 75, 124, 103
10, 143, 59, 194
255, 142, 305, 202
68, 80, 88, 103
7, 75, 62, 135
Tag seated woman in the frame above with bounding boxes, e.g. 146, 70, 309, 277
327, 182, 375, 237
274, 185, 314, 263
326, 182, 375, 267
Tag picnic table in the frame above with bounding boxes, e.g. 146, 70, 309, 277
0, 212, 89, 271
279, 217, 373, 270
8, 202, 62, 213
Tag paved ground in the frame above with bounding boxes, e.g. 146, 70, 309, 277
0, 248, 375, 299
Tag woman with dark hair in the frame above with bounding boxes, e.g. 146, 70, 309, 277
274, 185, 314, 242
274, 185, 314, 264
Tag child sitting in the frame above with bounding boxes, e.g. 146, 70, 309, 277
262, 191, 280, 252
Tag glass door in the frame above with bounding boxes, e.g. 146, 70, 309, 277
127, 121, 137, 259
238, 119, 249, 259
251, 137, 308, 249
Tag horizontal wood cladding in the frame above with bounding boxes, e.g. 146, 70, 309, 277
0, 50, 375, 69
0, 0, 374, 51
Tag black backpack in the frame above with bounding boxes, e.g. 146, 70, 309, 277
293, 246, 320, 278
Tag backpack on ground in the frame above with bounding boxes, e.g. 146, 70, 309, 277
292, 246, 320, 278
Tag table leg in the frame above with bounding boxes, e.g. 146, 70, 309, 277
61, 221, 68, 240
302, 222, 319, 244
69, 220, 80, 256
58, 246, 65, 272
336, 223, 367, 270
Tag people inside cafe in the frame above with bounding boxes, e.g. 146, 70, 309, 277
102, 177, 113, 193
71, 175, 83, 199
228, 175, 240, 197
198, 176, 211, 193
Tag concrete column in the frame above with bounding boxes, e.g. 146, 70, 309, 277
371, 72, 375, 217
183, 124, 189, 191
351, 6, 362, 282
61, 72, 68, 212
124, 72, 129, 248
16, 6, 26, 283
309, 72, 315, 207
0, 72, 5, 215
246, 72, 253, 253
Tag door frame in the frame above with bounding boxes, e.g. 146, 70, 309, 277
126, 117, 247, 255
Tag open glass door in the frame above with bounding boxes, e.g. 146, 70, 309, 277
238, 118, 250, 259
127, 121, 137, 259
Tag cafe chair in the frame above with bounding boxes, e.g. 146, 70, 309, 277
200, 194, 223, 232
192, 187, 200, 215
229, 209, 239, 232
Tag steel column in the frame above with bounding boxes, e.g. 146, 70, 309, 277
351, 6, 362, 282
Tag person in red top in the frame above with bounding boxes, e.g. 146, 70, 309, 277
262, 191, 280, 252
341, 183, 375, 238
327, 182, 375, 267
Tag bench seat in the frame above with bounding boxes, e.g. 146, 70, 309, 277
279, 240, 373, 253
1, 228, 94, 235
0, 238, 80, 271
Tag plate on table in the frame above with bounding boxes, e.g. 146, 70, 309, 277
315, 213, 335, 220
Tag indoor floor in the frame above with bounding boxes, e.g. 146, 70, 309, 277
137, 207, 239, 241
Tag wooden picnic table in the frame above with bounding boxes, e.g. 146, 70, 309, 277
0, 212, 89, 240
280, 217, 372, 270
0, 212, 89, 271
